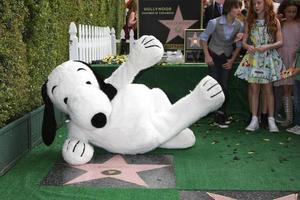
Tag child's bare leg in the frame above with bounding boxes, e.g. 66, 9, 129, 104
249, 83, 260, 117
263, 83, 274, 117
263, 83, 279, 132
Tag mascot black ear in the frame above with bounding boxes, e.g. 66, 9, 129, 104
41, 81, 57, 146
75, 60, 117, 100
98, 80, 117, 101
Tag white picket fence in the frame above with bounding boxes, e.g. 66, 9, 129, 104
69, 22, 135, 63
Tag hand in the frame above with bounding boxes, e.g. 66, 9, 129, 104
128, 35, 164, 70
276, 14, 286, 23
223, 58, 234, 69
247, 45, 256, 54
234, 33, 244, 43
205, 54, 214, 66
255, 45, 268, 53
291, 66, 297, 74
194, 76, 225, 113
295, 68, 300, 75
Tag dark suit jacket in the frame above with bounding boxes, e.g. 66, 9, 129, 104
203, 2, 222, 29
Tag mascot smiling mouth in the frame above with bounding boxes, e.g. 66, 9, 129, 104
42, 35, 225, 165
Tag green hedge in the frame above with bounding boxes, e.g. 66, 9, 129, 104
0, 0, 125, 127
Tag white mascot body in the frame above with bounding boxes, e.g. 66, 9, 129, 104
42, 35, 225, 165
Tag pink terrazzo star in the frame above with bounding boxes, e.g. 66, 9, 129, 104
207, 192, 237, 200
274, 193, 298, 200
64, 155, 169, 187
188, 32, 201, 48
207, 192, 299, 200
159, 6, 198, 43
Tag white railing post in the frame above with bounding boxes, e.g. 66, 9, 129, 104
104, 27, 108, 57
99, 27, 104, 59
111, 28, 116, 55
69, 22, 78, 60
92, 26, 96, 61
84, 25, 88, 62
88, 25, 92, 63
129, 29, 135, 54
82, 25, 86, 62
96, 26, 100, 60
78, 24, 83, 61
105, 27, 112, 56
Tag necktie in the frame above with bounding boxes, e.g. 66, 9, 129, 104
218, 5, 223, 14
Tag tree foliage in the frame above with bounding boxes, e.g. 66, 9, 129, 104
0, 0, 125, 127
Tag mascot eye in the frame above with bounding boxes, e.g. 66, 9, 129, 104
51, 85, 57, 94
64, 97, 68, 104
86, 81, 91, 85
77, 68, 86, 71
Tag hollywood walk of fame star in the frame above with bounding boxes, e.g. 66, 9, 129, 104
207, 192, 237, 200
188, 32, 201, 48
64, 155, 169, 187
159, 6, 198, 43
274, 193, 298, 200
207, 192, 298, 200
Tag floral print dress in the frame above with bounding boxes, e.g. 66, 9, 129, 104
234, 20, 285, 83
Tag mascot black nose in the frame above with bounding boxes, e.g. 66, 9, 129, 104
91, 112, 107, 128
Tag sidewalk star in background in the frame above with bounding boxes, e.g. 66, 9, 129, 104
159, 6, 198, 43
207, 192, 237, 200
64, 155, 169, 187
207, 192, 298, 200
274, 193, 298, 200
188, 32, 201, 48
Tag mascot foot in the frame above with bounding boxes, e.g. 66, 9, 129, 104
193, 75, 225, 113
159, 128, 195, 149
62, 138, 94, 165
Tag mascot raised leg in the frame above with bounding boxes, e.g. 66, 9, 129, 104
42, 35, 225, 165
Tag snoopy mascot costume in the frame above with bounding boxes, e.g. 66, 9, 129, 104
42, 35, 225, 165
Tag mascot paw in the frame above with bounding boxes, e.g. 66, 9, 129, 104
128, 35, 164, 70
62, 138, 94, 165
194, 75, 225, 112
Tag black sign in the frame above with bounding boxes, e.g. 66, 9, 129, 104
138, 0, 202, 50
184, 29, 204, 63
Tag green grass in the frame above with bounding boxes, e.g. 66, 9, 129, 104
1, 116, 300, 199
174, 118, 300, 191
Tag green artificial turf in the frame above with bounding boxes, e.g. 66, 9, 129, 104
173, 117, 300, 191
1, 116, 300, 200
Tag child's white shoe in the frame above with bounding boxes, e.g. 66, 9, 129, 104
286, 125, 300, 135
268, 117, 279, 132
246, 116, 259, 131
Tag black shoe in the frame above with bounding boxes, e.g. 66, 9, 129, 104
214, 113, 229, 128
224, 113, 233, 125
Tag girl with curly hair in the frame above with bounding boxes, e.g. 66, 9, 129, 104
234, 0, 285, 132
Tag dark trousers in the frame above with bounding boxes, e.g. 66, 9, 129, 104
208, 50, 231, 114
294, 80, 300, 125
120, 39, 129, 55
